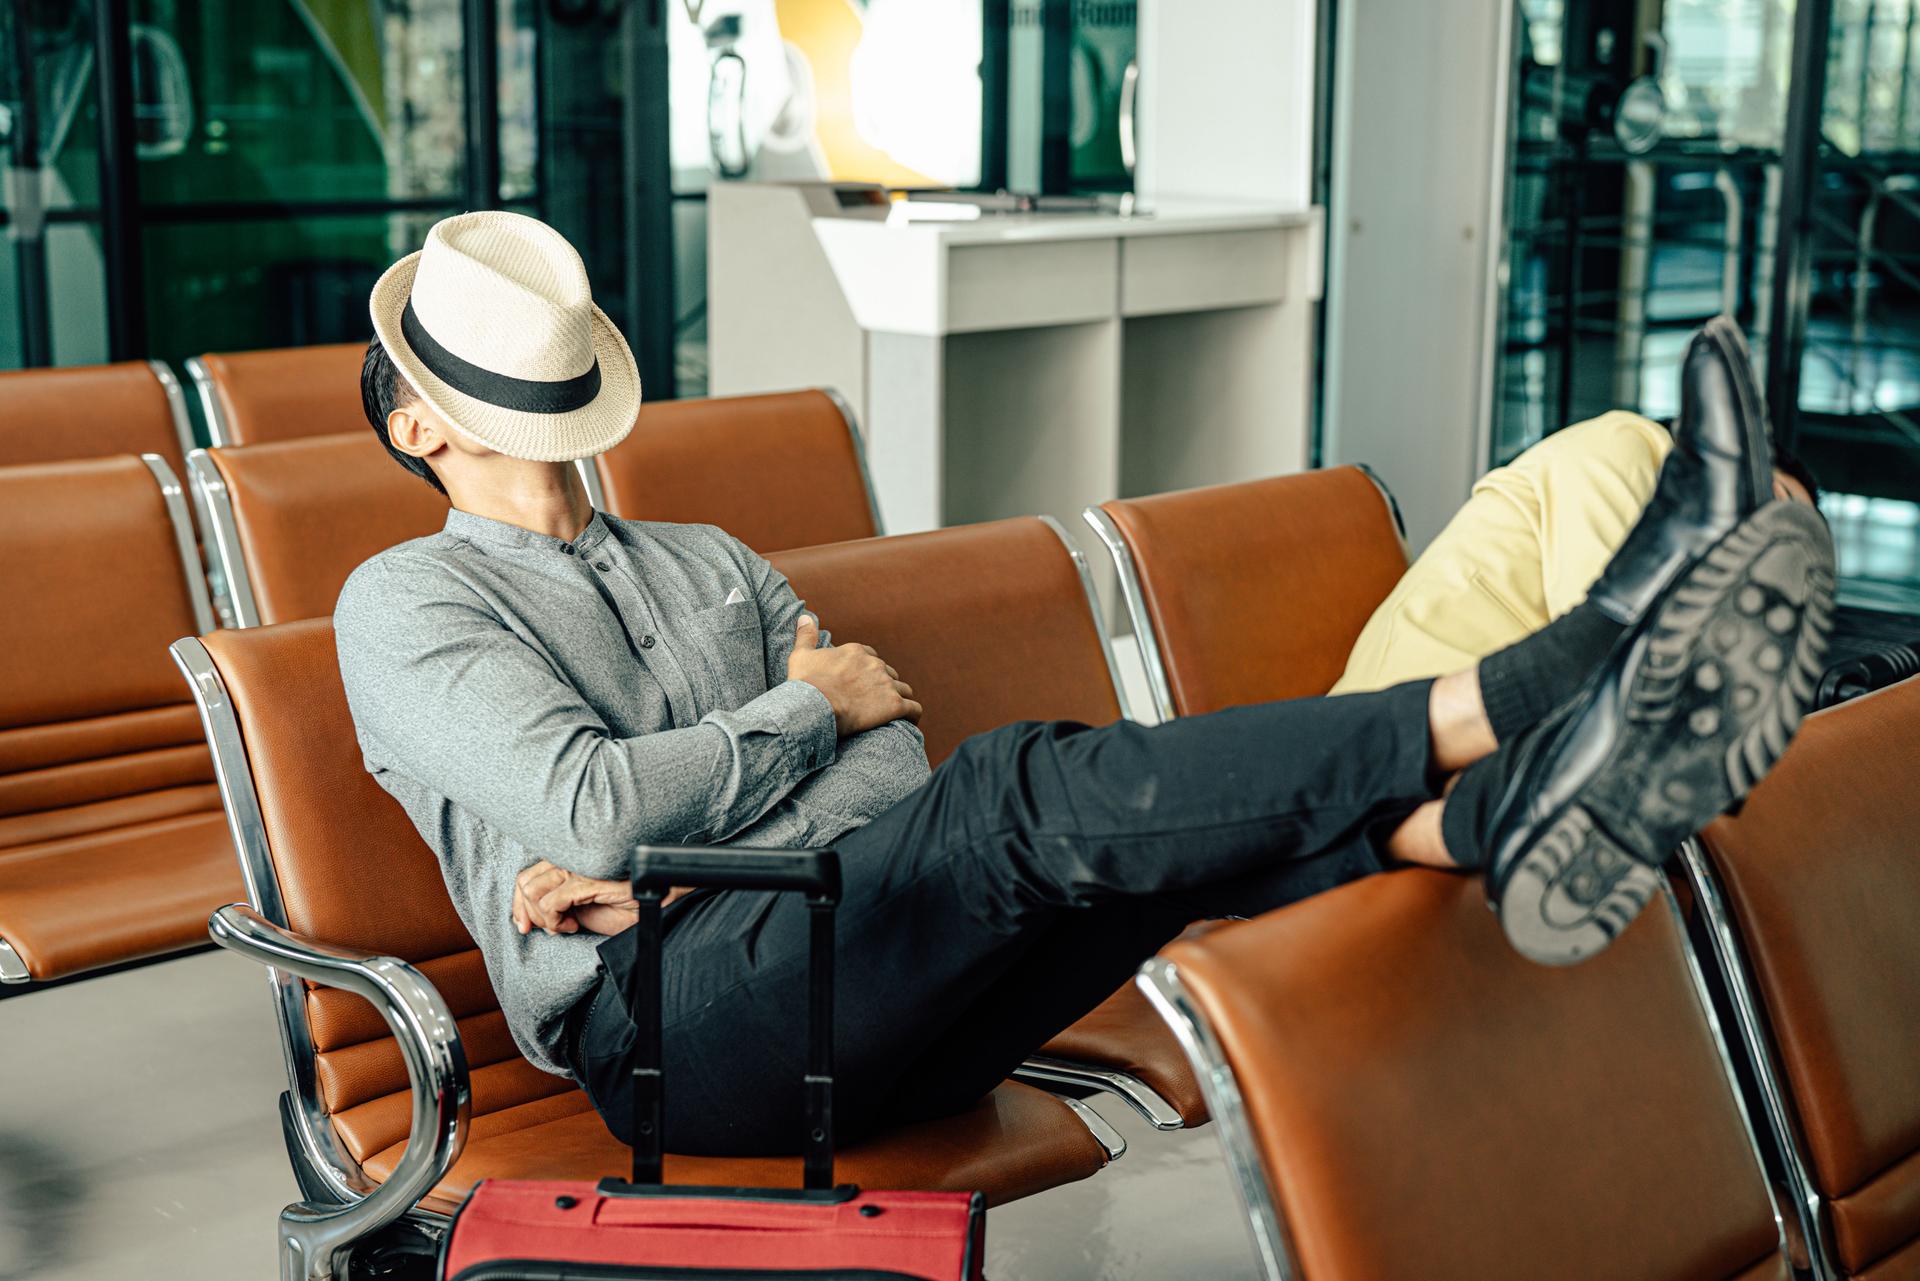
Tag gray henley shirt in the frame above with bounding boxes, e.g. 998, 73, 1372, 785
333, 507, 931, 1077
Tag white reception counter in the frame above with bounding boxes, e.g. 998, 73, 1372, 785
708, 184, 1324, 560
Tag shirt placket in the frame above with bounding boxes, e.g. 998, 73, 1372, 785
574, 540, 701, 728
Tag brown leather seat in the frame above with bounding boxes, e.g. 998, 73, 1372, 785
0, 360, 195, 480
198, 433, 449, 626
189, 344, 368, 446
1151, 871, 1791, 1281
1094, 467, 1408, 717
770, 519, 1207, 1126
192, 618, 1110, 1211
1693, 678, 1920, 1278
596, 390, 879, 553
769, 518, 1123, 767
0, 457, 238, 982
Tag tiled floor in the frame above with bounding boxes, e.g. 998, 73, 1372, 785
0, 949, 1259, 1281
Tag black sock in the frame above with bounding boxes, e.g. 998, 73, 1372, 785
1475, 602, 1625, 743
1439, 749, 1508, 870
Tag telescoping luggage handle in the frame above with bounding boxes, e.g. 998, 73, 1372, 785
626, 844, 843, 1192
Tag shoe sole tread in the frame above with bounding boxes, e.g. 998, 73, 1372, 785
1498, 500, 1834, 965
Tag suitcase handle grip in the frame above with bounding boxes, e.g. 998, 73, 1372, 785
628, 844, 840, 1192
634, 845, 841, 900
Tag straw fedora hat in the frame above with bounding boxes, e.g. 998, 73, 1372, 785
369, 211, 640, 462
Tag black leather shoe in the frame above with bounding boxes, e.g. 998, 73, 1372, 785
1482, 499, 1833, 965
1587, 316, 1776, 627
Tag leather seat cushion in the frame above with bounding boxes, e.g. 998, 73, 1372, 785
1164, 870, 1786, 1281
770, 519, 1121, 766
1036, 981, 1207, 1124
1700, 680, 1920, 1274
0, 458, 206, 728
198, 344, 367, 446
0, 810, 240, 979
1101, 467, 1407, 715
597, 391, 877, 554
365, 1080, 1106, 1214
210, 433, 449, 625
1855, 1232, 1920, 1281
0, 361, 188, 478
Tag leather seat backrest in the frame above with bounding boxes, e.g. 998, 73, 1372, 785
597, 390, 878, 553
1697, 678, 1920, 1277
0, 458, 215, 850
1099, 467, 1407, 715
1162, 872, 1788, 1281
196, 344, 367, 446
0, 362, 190, 480
199, 621, 573, 1168
770, 519, 1120, 766
207, 433, 449, 625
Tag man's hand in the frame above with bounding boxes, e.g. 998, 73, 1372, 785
512, 861, 641, 938
785, 614, 923, 738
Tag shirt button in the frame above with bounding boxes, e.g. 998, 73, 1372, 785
640, 635, 656, 649
559, 543, 574, 556
595, 559, 612, 572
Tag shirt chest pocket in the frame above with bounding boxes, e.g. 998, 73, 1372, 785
689, 599, 768, 697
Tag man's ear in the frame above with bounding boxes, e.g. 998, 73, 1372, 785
386, 404, 444, 461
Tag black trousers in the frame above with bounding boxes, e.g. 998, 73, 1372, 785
571, 679, 1439, 1155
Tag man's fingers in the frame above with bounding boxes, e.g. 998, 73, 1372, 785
858, 643, 879, 658
795, 614, 819, 646
537, 879, 591, 917
900, 697, 924, 724
885, 664, 899, 680
893, 680, 914, 700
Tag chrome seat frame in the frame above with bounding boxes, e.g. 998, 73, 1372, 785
172, 635, 464, 1281
1678, 837, 1846, 1280
999, 518, 1187, 1130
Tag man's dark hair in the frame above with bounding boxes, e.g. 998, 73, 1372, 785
1772, 442, 1820, 506
361, 336, 448, 496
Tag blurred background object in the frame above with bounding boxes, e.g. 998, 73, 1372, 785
8, 0, 1920, 609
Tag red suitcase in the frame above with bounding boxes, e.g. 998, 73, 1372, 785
438, 845, 988, 1281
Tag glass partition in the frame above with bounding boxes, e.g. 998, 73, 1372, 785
1, 0, 110, 366
1493, 0, 1920, 607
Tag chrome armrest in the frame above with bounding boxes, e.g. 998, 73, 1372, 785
209, 904, 471, 1281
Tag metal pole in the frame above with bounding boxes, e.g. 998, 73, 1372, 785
1767, 0, 1836, 450
979, 0, 1011, 191
622, 0, 675, 399
1897, 2, 1916, 148
1038, 0, 1070, 194
7, 7, 50, 366
1557, 139, 1586, 432
464, 0, 501, 209
92, 0, 146, 360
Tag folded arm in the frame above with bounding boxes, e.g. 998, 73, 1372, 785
337, 559, 839, 881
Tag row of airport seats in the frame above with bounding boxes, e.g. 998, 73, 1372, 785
182, 431, 1920, 1281
1109, 520, 1920, 1274
0, 353, 882, 993
3, 351, 1913, 1278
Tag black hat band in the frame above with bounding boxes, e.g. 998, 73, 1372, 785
402, 297, 602, 414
